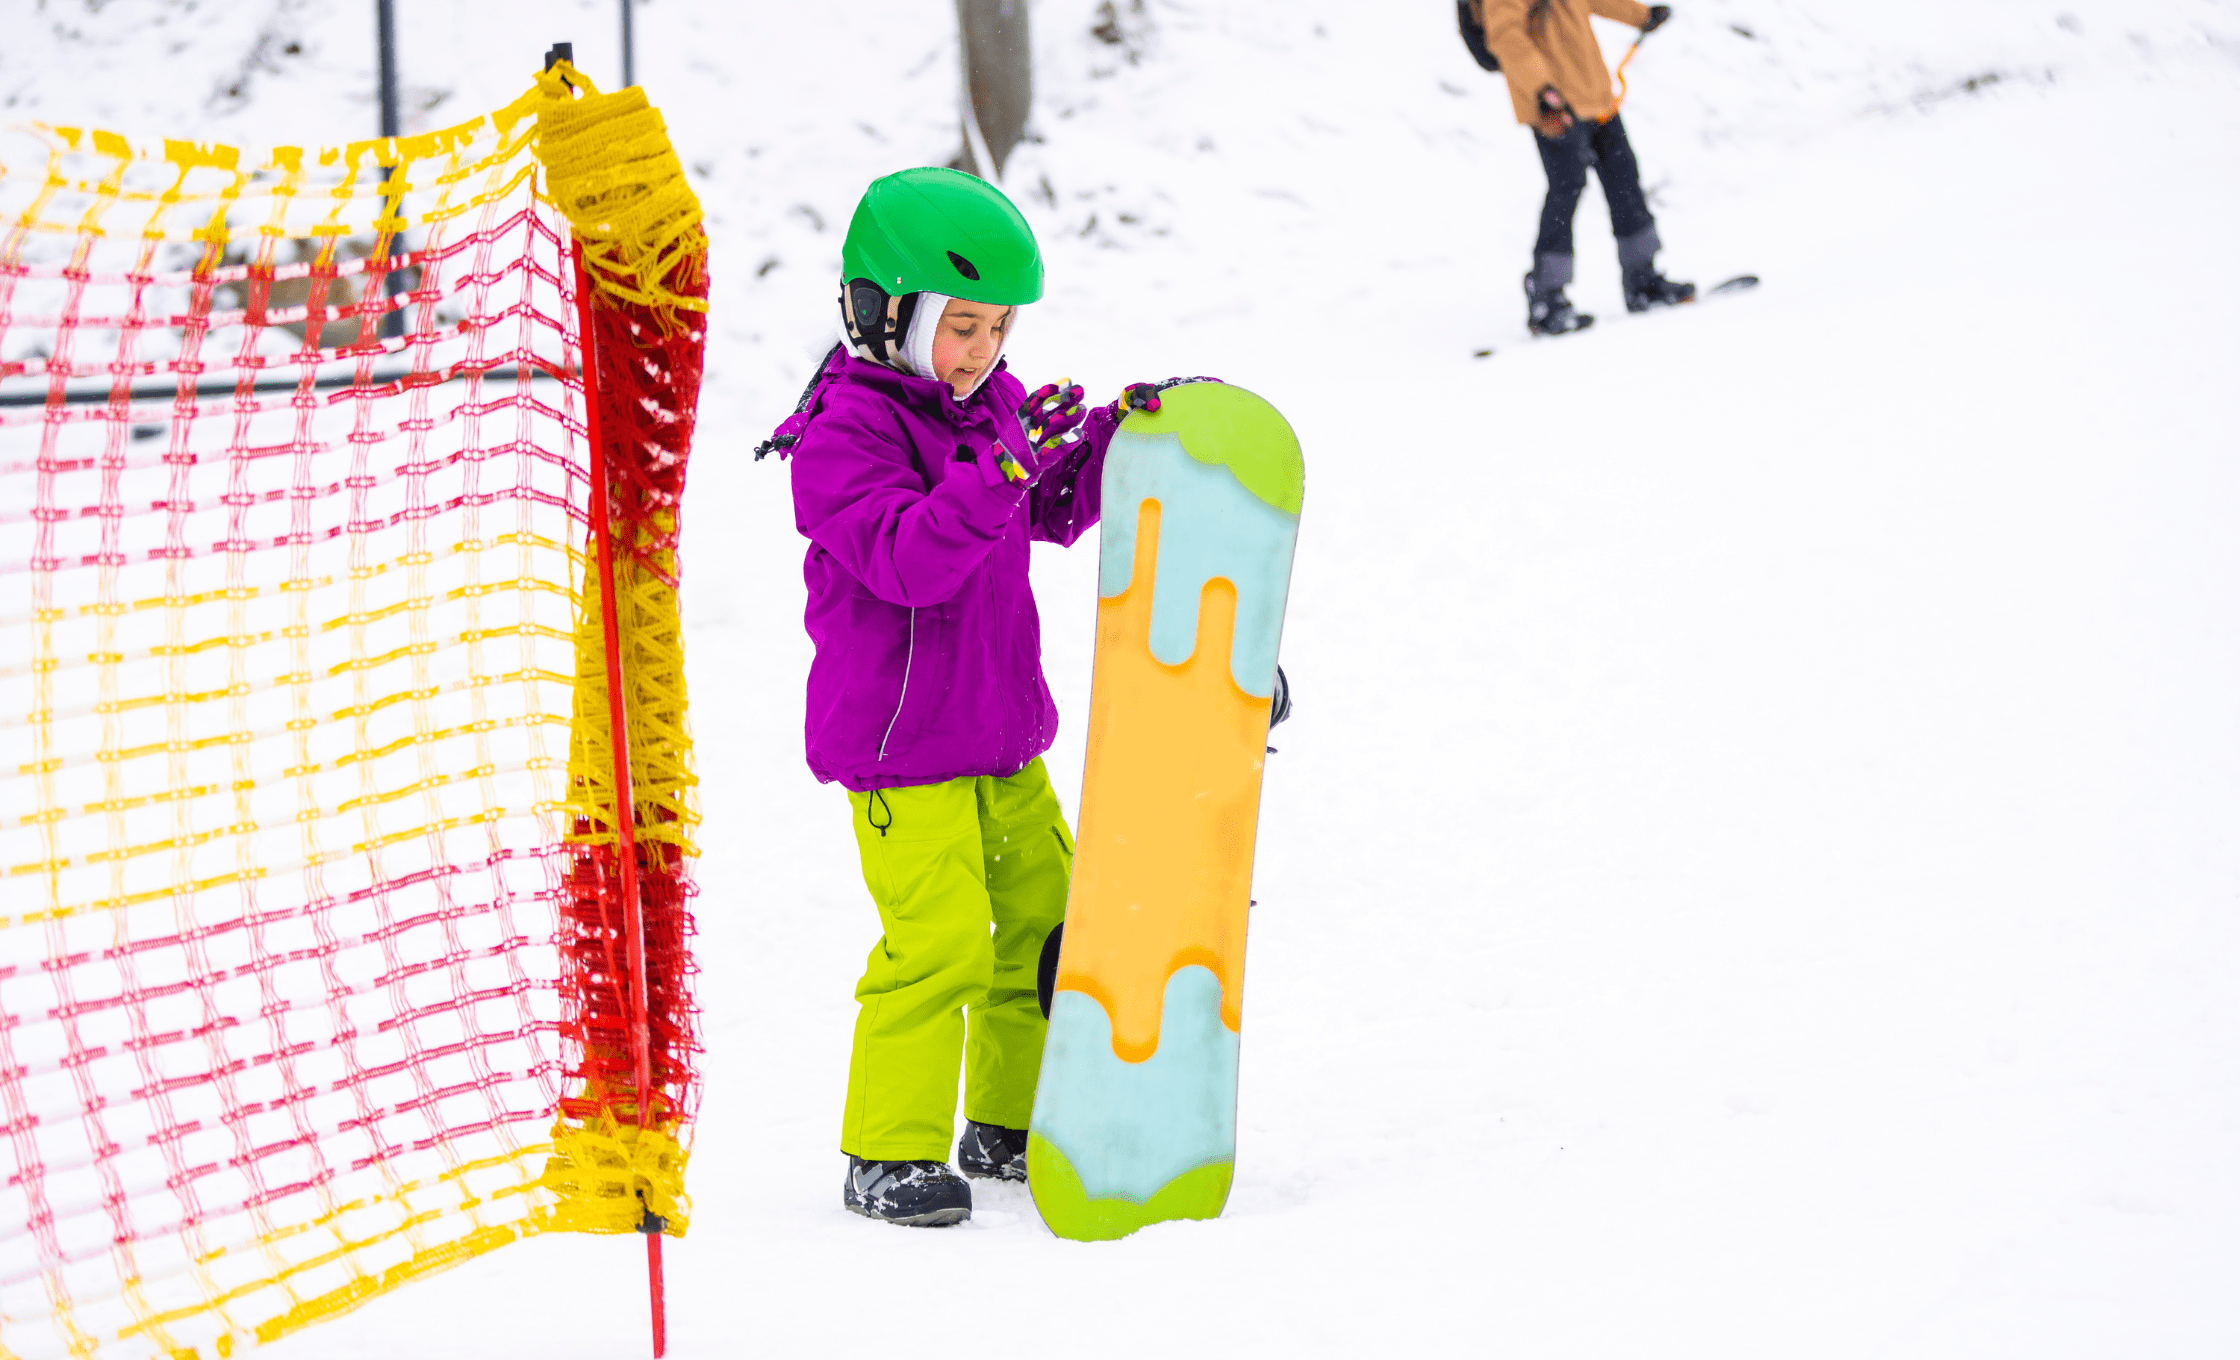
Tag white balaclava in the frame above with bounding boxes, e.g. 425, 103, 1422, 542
900, 291, 953, 386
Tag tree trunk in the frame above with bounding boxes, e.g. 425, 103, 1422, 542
954, 0, 1031, 180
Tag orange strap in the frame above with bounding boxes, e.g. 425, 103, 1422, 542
1599, 36, 1645, 123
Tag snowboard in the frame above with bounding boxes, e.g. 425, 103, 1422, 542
1027, 380, 1303, 1242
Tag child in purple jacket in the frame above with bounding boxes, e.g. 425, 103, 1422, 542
761, 168, 1131, 1226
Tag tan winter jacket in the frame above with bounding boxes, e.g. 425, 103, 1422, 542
1476, 0, 1653, 128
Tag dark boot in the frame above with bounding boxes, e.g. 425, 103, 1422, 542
843, 1156, 972, 1226
1622, 262, 1696, 313
956, 1120, 1029, 1182
1524, 271, 1594, 336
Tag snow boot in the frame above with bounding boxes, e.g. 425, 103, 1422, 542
1524, 273, 1594, 336
1622, 263, 1696, 313
956, 1120, 1029, 1182
843, 1156, 973, 1226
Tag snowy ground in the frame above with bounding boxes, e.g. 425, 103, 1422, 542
7, 1, 2240, 1355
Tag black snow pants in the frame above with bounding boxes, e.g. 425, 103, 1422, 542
1529, 114, 1660, 289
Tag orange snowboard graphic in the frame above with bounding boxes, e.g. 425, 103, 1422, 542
1055, 500, 1268, 1061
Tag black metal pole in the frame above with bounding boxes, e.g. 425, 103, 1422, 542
376, 0, 405, 339
376, 0, 400, 138
621, 0, 635, 87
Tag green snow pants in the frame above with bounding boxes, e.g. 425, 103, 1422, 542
841, 758, 1073, 1162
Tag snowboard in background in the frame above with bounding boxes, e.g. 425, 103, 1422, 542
1028, 381, 1303, 1242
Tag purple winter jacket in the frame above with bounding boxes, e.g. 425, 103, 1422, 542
775, 351, 1119, 792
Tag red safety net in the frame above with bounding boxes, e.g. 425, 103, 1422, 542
547, 267, 706, 1220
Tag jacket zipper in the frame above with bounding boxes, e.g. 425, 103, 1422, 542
987, 555, 1010, 766
877, 606, 916, 762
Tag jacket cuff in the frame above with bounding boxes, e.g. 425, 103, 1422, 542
1080, 404, 1120, 459
971, 440, 1032, 498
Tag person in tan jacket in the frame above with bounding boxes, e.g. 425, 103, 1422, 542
1470, 0, 1694, 334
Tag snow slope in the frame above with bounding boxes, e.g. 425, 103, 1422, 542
6, 1, 2240, 1355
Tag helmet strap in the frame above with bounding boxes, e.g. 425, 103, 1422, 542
840, 278, 919, 366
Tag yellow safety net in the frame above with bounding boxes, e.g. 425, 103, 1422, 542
0, 60, 706, 1360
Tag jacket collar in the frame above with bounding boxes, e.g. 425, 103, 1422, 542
842, 354, 1010, 427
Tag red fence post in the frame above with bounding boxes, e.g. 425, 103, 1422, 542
570, 237, 667, 1359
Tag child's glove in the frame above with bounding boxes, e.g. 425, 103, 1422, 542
1118, 382, 1165, 415
987, 438, 1040, 487
1019, 378, 1090, 454
1116, 375, 1225, 416
1642, 4, 1673, 33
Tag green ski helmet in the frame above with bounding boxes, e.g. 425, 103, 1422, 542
839, 168, 1043, 365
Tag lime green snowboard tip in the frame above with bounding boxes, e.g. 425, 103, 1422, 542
1027, 1133, 1234, 1242
1126, 382, 1303, 515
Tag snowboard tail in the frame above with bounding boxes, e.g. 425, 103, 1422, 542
1029, 382, 1302, 1241
1028, 1133, 1235, 1242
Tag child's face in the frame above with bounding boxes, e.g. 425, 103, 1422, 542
928, 298, 1013, 398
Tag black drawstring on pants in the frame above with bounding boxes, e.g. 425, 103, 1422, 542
867, 787, 893, 838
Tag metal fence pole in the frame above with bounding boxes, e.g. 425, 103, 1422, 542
375, 0, 406, 339
377, 0, 400, 137
621, 0, 636, 87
